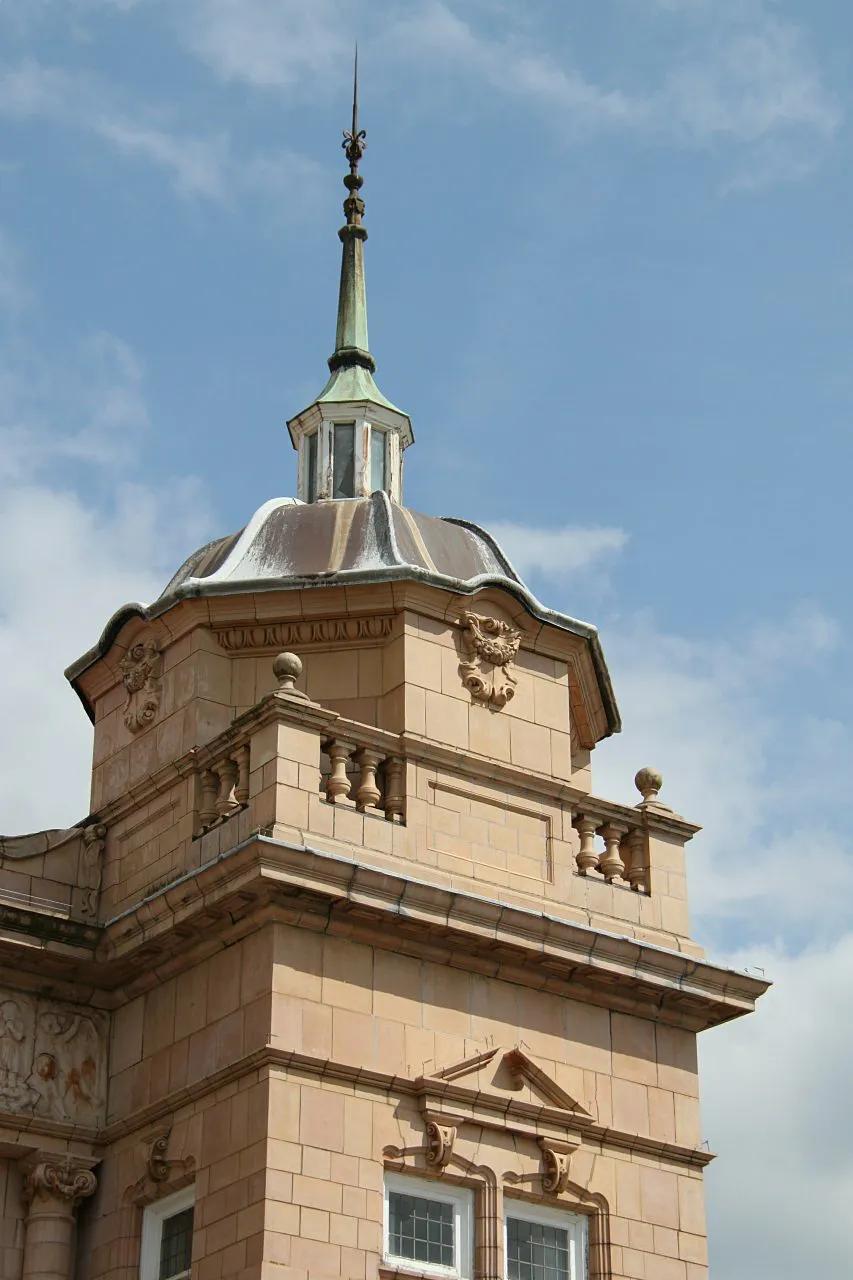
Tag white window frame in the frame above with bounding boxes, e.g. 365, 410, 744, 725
139, 1185, 195, 1280
504, 1199, 588, 1280
383, 1171, 473, 1279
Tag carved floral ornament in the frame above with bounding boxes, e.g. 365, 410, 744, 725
457, 611, 522, 709
119, 638, 163, 734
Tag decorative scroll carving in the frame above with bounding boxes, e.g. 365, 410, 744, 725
0, 990, 106, 1125
425, 1119, 456, 1169
23, 1156, 97, 1206
539, 1142, 572, 1195
148, 1130, 172, 1183
80, 822, 107, 918
125, 1128, 196, 1202
458, 612, 521, 709
215, 615, 394, 652
120, 640, 163, 734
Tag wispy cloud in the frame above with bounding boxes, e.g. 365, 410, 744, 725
0, 55, 324, 204
0, 227, 210, 833
176, 0, 839, 188
487, 521, 628, 581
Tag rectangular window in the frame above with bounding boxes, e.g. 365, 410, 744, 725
384, 1173, 472, 1279
305, 431, 318, 503
140, 1187, 195, 1280
505, 1204, 585, 1280
370, 427, 386, 493
332, 421, 356, 498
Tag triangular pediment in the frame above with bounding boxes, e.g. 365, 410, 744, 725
425, 1045, 590, 1118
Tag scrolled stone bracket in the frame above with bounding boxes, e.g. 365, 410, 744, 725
424, 1118, 457, 1169
127, 1128, 196, 1203
538, 1137, 580, 1195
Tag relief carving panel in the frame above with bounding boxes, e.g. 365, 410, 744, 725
0, 991, 107, 1126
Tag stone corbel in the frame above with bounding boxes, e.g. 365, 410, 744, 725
127, 1128, 195, 1202
538, 1137, 581, 1195
424, 1117, 457, 1170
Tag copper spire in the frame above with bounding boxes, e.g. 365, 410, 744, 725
328, 46, 374, 373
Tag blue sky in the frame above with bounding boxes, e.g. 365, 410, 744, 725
0, 2, 851, 1276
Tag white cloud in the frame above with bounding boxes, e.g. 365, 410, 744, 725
178, 0, 838, 188
487, 521, 628, 580
701, 935, 853, 1279
180, 0, 349, 90
92, 115, 229, 199
591, 606, 852, 941
0, 231, 210, 834
0, 56, 324, 205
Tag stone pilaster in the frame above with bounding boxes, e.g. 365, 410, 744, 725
21, 1154, 98, 1280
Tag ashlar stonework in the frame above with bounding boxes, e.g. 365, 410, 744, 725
0, 86, 766, 1280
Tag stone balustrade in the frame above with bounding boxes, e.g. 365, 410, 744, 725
195, 742, 251, 836
321, 737, 406, 823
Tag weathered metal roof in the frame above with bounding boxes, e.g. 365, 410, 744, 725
160, 493, 515, 595
65, 492, 620, 735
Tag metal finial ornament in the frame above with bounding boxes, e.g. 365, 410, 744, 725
342, 45, 366, 175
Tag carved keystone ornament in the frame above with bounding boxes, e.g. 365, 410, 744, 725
119, 639, 163, 734
458, 612, 521, 709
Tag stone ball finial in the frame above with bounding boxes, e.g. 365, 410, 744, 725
634, 767, 663, 806
273, 651, 303, 694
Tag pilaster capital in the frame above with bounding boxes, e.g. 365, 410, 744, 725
22, 1154, 98, 1208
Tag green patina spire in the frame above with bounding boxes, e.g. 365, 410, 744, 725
317, 49, 401, 413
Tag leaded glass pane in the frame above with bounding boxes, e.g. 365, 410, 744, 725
333, 422, 356, 498
507, 1218, 570, 1280
389, 1191, 455, 1268
370, 427, 386, 492
159, 1206, 194, 1280
306, 431, 318, 503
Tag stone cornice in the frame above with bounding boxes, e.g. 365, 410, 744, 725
0, 1045, 710, 1172
0, 834, 767, 1025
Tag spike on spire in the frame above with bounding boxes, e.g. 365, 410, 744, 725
328, 45, 374, 373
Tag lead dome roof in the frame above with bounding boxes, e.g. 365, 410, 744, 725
66, 492, 620, 735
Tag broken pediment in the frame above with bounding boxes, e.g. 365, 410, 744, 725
421, 1045, 591, 1120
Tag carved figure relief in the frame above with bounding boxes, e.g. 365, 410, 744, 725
119, 639, 163, 734
0, 989, 106, 1125
80, 822, 107, 918
457, 612, 521, 709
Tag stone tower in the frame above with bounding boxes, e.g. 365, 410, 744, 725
0, 79, 766, 1280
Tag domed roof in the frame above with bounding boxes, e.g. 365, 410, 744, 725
66, 492, 620, 736
159, 493, 518, 600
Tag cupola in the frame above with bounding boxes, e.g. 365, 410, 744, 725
286, 53, 413, 503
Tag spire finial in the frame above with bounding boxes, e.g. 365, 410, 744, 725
342, 45, 366, 183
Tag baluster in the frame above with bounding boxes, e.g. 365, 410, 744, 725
384, 756, 405, 823
598, 823, 627, 883
234, 744, 251, 806
199, 769, 219, 828
214, 755, 238, 816
325, 740, 353, 803
625, 827, 648, 893
354, 748, 383, 812
573, 814, 600, 876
